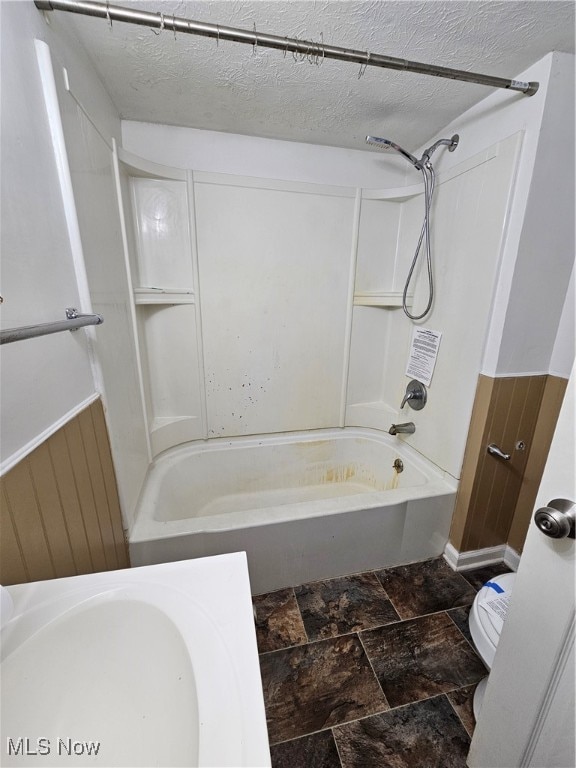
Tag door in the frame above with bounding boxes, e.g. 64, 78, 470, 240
468, 366, 575, 767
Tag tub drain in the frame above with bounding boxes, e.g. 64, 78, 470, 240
393, 458, 404, 473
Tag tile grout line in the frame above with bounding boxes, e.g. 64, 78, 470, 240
358, 630, 391, 709
253, 587, 309, 654
256, 603, 479, 657
257, 617, 398, 657
268, 692, 391, 749
290, 585, 310, 644
328, 691, 474, 741
331, 727, 346, 768
266, 673, 482, 747
387, 601, 476, 625
255, 555, 481, 617
444, 690, 477, 739
253, 557, 500, 600
445, 608, 489, 663
371, 571, 412, 621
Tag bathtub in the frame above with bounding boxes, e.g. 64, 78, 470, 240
1, 554, 270, 767
130, 428, 458, 594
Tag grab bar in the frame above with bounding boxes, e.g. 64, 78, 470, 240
0, 308, 104, 345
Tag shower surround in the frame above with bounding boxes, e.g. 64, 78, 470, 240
117, 131, 521, 468
108, 125, 526, 589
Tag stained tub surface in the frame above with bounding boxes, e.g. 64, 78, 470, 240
134, 428, 447, 529
130, 428, 458, 593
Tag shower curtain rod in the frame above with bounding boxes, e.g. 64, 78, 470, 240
35, 0, 539, 96
0, 308, 104, 345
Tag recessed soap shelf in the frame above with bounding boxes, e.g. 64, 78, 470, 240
133, 288, 195, 305
353, 291, 413, 307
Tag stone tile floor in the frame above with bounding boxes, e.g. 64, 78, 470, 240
253, 557, 512, 768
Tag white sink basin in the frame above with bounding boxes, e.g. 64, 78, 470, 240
1, 553, 270, 767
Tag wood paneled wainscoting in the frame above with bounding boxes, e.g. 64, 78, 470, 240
449, 374, 568, 558
0, 398, 129, 585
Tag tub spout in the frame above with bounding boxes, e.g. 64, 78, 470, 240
389, 422, 415, 436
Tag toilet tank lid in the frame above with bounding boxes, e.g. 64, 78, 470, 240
476, 572, 516, 642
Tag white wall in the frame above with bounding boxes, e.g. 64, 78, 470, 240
122, 121, 409, 188
1, 3, 149, 529
549, 264, 575, 379
497, 53, 575, 377
195, 175, 356, 438
420, 52, 575, 379
0, 2, 110, 470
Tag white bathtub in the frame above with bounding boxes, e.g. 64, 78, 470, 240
1, 554, 270, 767
130, 428, 458, 593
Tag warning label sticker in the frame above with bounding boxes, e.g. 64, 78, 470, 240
480, 595, 511, 633
405, 328, 442, 386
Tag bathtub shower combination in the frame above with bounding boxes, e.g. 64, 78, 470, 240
122, 118, 466, 593
106, 84, 526, 597
130, 428, 457, 594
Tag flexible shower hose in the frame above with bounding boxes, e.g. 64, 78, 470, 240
403, 162, 436, 320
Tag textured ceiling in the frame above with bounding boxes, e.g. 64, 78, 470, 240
60, 0, 575, 152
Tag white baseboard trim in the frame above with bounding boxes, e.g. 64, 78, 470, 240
444, 542, 520, 572
503, 546, 521, 571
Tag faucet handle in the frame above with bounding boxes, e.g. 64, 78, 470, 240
400, 391, 414, 409
400, 380, 427, 411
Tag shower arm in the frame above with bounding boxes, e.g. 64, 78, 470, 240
34, 0, 539, 97
420, 136, 459, 167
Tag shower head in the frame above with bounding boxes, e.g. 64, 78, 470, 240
365, 135, 420, 168
365, 133, 459, 171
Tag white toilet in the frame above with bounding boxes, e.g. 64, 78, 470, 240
468, 571, 516, 718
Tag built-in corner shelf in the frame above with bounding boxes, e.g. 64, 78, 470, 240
133, 287, 195, 305
353, 291, 413, 308
149, 415, 203, 456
